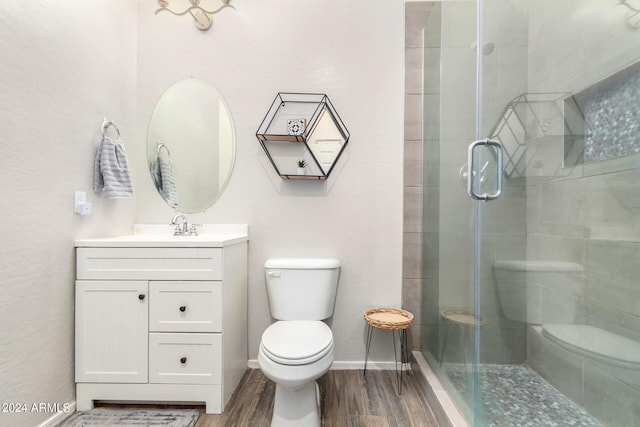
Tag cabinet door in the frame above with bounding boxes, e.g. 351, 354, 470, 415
75, 281, 148, 383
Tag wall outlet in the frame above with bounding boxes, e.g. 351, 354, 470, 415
77, 201, 92, 216
74, 191, 86, 214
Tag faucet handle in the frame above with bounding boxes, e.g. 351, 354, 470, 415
189, 223, 202, 236
173, 225, 184, 236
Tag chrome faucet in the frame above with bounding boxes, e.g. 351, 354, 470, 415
170, 214, 188, 235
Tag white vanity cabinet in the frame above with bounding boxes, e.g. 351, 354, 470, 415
74, 230, 247, 414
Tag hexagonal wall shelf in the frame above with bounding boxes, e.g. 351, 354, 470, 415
256, 93, 350, 180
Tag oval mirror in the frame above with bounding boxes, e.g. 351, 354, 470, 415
147, 78, 236, 213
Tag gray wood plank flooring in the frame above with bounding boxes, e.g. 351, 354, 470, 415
195, 369, 439, 427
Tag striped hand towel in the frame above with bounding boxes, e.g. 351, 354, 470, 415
93, 137, 134, 199
156, 147, 178, 208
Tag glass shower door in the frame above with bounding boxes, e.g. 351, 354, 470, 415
422, 0, 552, 424
478, 1, 640, 426
423, 1, 640, 426
419, 1, 495, 423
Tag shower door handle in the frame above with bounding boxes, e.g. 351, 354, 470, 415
467, 139, 503, 201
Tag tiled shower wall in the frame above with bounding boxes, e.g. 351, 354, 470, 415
524, 2, 640, 424
403, 2, 434, 350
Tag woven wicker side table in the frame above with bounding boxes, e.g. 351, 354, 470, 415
363, 308, 414, 395
439, 309, 485, 367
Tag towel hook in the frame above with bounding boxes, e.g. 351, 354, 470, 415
102, 118, 121, 139
157, 141, 171, 156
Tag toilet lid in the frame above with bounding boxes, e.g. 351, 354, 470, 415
261, 321, 334, 365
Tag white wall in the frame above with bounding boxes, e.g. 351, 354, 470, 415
134, 0, 405, 362
0, 3, 403, 423
0, 2, 137, 426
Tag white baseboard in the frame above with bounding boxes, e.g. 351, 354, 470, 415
36, 401, 76, 427
247, 359, 398, 370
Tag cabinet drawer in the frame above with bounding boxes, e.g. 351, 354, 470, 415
150, 281, 221, 332
149, 333, 221, 385
76, 247, 222, 280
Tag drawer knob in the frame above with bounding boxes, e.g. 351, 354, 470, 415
138, 294, 146, 301
180, 357, 187, 364
179, 305, 187, 312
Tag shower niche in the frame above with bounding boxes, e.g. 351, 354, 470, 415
256, 93, 350, 180
490, 60, 640, 179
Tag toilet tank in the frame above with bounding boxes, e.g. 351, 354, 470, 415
494, 260, 583, 325
264, 258, 340, 321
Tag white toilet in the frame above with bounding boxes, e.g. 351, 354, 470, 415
494, 260, 640, 371
258, 258, 340, 427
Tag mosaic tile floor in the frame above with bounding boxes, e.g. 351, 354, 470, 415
444, 364, 602, 427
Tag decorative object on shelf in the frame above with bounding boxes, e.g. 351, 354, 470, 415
296, 159, 307, 175
287, 118, 307, 136
155, 0, 235, 31
256, 93, 350, 180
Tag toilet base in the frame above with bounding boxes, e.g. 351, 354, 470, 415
271, 381, 320, 427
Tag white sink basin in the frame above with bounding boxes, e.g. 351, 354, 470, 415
75, 224, 248, 248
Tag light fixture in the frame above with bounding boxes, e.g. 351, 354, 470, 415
617, 0, 640, 28
155, 0, 235, 31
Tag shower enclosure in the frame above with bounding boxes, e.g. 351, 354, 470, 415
416, 1, 640, 425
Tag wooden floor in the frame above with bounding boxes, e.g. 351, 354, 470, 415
194, 369, 439, 427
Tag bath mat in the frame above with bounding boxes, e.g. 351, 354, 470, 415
59, 407, 200, 427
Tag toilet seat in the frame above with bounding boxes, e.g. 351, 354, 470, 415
543, 323, 640, 368
261, 321, 334, 366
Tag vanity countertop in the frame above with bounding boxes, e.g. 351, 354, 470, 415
74, 224, 248, 248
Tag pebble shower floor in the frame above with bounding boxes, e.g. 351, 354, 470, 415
444, 364, 602, 427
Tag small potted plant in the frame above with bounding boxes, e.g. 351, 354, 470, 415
297, 159, 307, 175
